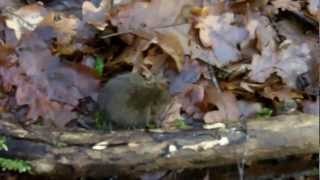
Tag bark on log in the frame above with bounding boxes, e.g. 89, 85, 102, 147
0, 113, 318, 178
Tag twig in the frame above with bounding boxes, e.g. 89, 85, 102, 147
208, 65, 222, 93
100, 23, 190, 39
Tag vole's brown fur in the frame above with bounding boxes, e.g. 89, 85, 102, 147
97, 73, 171, 129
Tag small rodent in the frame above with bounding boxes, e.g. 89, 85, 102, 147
97, 73, 171, 129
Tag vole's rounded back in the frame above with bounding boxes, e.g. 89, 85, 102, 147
97, 73, 171, 129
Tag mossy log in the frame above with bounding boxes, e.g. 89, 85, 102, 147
0, 113, 318, 178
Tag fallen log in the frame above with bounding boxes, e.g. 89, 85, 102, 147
0, 113, 318, 178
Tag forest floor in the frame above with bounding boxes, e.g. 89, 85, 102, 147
0, 0, 318, 179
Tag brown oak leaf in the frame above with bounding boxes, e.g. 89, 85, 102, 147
249, 41, 311, 88
196, 13, 249, 66
204, 86, 240, 123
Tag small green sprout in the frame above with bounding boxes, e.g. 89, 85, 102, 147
175, 118, 190, 129
146, 121, 157, 129
95, 56, 105, 77
0, 137, 8, 151
257, 107, 273, 118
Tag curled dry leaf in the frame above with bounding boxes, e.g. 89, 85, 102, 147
307, 0, 319, 16
4, 3, 94, 55
155, 28, 185, 71
271, 0, 302, 12
263, 87, 303, 102
204, 86, 240, 123
109, 0, 199, 32
155, 24, 218, 69
249, 47, 277, 83
177, 84, 205, 119
275, 18, 320, 92
166, 58, 207, 120
169, 58, 204, 94
249, 41, 311, 88
302, 97, 319, 116
40, 12, 93, 55
247, 15, 278, 51
41, 12, 80, 44
82, 0, 110, 30
196, 12, 249, 66
4, 4, 48, 40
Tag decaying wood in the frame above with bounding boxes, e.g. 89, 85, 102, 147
0, 113, 318, 178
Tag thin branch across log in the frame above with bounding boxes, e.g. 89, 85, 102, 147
0, 113, 318, 178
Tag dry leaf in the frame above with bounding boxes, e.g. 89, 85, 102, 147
177, 84, 205, 119
204, 86, 240, 123
196, 13, 249, 65
110, 0, 199, 32
0, 32, 99, 127
302, 97, 319, 116
155, 24, 218, 68
271, 0, 302, 12
82, 0, 110, 30
4, 4, 48, 40
169, 58, 204, 94
249, 41, 311, 88
307, 0, 319, 15
263, 86, 303, 101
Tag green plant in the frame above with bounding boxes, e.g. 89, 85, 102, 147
175, 118, 190, 129
34, 120, 44, 127
0, 136, 31, 173
0, 157, 31, 173
257, 107, 273, 118
146, 121, 157, 129
0, 136, 8, 151
95, 56, 104, 77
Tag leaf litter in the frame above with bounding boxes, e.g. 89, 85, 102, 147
0, 0, 318, 129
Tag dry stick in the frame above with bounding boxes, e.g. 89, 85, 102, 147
0, 113, 317, 178
100, 31, 131, 39
208, 65, 222, 93
100, 23, 190, 39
